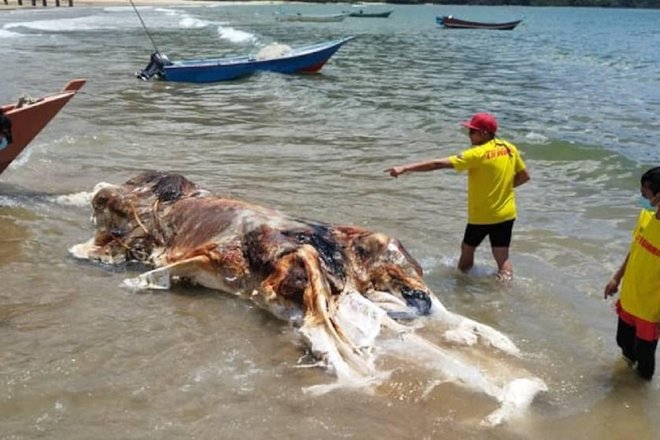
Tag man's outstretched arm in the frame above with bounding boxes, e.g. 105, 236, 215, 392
385, 157, 454, 178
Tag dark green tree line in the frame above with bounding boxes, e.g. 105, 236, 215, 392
320, 0, 660, 7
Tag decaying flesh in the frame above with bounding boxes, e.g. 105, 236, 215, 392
71, 171, 546, 423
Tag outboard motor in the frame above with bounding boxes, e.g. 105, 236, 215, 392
136, 52, 172, 81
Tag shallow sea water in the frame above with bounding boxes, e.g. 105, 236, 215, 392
1, 3, 660, 439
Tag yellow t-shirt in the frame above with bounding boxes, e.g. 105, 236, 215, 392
620, 209, 660, 323
449, 139, 526, 225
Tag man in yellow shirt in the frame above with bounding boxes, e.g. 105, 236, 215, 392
385, 113, 530, 280
604, 167, 660, 380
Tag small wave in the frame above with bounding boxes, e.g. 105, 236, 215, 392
103, 6, 150, 12
0, 28, 23, 39
419, 256, 441, 273
7, 148, 32, 170
217, 26, 257, 44
5, 16, 119, 32
0, 196, 22, 208
155, 7, 183, 16
52, 182, 113, 207
5, 7, 197, 35
525, 132, 550, 145
180, 17, 210, 29
427, 255, 497, 278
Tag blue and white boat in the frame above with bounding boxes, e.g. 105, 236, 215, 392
136, 37, 354, 84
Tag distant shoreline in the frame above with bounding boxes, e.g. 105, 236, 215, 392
1, 0, 657, 11
0, 0, 282, 11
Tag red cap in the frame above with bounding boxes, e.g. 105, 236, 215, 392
461, 112, 498, 134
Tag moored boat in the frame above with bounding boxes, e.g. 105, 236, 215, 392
136, 37, 354, 84
347, 8, 393, 18
274, 12, 348, 22
436, 15, 522, 30
0, 79, 86, 176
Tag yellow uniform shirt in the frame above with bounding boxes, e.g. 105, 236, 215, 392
620, 210, 660, 323
449, 139, 526, 225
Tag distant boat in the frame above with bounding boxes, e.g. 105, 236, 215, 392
347, 6, 393, 18
0, 79, 86, 176
436, 16, 522, 30
136, 37, 354, 84
274, 12, 348, 22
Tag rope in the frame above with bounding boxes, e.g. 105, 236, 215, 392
128, 0, 160, 53
129, 202, 150, 235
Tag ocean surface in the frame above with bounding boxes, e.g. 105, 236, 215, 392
1, 3, 660, 439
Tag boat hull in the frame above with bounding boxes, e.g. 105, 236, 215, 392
436, 16, 522, 30
160, 37, 353, 83
275, 13, 348, 22
348, 10, 393, 18
0, 79, 85, 176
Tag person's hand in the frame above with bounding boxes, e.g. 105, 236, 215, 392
604, 278, 619, 298
385, 166, 405, 178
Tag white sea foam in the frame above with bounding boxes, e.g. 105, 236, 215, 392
524, 132, 550, 144
430, 254, 498, 278
419, 255, 442, 273
7, 148, 32, 170
53, 182, 114, 207
3, 7, 207, 36
217, 26, 257, 44
154, 7, 185, 16
103, 6, 151, 13
180, 17, 210, 29
0, 28, 23, 39
5, 16, 122, 32
0, 196, 21, 208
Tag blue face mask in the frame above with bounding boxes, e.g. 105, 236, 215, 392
640, 196, 656, 211
0, 137, 7, 151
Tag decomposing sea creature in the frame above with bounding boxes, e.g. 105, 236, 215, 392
70, 171, 546, 425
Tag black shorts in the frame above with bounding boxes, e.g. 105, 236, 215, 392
462, 219, 515, 248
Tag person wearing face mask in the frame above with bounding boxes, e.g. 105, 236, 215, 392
604, 166, 660, 381
0, 109, 12, 152
385, 112, 530, 281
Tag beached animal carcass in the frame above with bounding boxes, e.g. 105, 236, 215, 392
70, 171, 545, 425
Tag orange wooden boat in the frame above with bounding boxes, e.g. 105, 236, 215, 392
0, 79, 86, 176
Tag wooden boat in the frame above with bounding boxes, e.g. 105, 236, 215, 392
274, 12, 348, 23
136, 37, 353, 84
347, 8, 393, 18
436, 16, 522, 30
0, 79, 86, 176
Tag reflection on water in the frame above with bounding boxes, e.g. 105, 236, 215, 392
1, 4, 660, 440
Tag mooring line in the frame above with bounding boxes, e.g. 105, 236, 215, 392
128, 0, 160, 53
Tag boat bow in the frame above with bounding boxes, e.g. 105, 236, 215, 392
0, 79, 86, 176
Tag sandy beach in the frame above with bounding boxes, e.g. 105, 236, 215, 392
0, 0, 271, 11
0, 0, 191, 11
